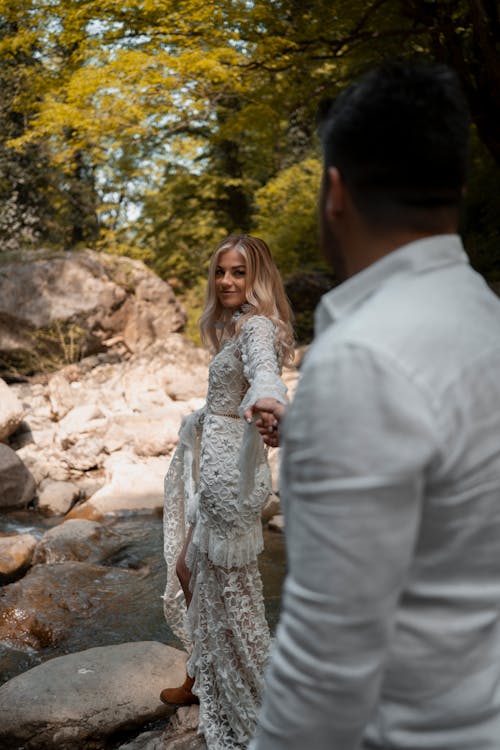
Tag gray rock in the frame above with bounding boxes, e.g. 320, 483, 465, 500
0, 378, 24, 442
0, 444, 36, 509
0, 641, 186, 749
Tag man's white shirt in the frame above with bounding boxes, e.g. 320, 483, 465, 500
251, 234, 500, 750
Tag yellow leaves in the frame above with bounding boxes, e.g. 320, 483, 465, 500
0, 30, 39, 58
253, 157, 324, 275
5, 0, 250, 170
3, 0, 466, 279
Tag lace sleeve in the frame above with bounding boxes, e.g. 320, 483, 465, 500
239, 315, 287, 414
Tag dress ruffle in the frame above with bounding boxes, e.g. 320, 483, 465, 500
187, 512, 264, 570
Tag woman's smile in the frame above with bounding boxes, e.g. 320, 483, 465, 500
215, 248, 247, 310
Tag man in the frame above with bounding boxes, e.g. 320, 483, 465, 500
246, 62, 500, 749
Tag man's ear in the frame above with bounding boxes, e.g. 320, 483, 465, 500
325, 167, 345, 220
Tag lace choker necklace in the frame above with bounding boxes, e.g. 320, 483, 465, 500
215, 304, 253, 330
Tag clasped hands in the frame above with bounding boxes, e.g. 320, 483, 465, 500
244, 398, 286, 448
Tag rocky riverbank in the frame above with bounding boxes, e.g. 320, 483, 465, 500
0, 250, 296, 749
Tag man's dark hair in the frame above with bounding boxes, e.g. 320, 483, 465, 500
319, 61, 471, 227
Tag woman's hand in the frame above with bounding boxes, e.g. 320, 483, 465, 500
244, 398, 286, 447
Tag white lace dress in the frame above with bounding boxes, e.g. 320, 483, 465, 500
163, 314, 287, 749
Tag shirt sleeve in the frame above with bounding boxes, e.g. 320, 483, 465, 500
238, 315, 287, 414
250, 341, 440, 750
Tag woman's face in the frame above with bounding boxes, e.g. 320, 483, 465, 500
215, 247, 248, 310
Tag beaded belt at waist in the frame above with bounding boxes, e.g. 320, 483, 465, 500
207, 410, 240, 419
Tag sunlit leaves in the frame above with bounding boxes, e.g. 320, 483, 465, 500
253, 157, 324, 275
0, 0, 498, 288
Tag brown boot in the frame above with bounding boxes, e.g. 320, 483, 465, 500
160, 674, 199, 706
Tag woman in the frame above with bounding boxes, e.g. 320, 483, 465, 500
160, 234, 294, 749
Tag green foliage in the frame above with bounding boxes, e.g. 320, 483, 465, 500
253, 157, 325, 276
132, 167, 229, 288
0, 0, 498, 300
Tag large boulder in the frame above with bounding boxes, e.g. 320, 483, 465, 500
0, 378, 24, 442
0, 444, 36, 509
0, 641, 186, 749
0, 250, 186, 378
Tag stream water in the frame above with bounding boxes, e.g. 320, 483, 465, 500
0, 512, 286, 687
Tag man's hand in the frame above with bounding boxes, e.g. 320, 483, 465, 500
244, 398, 286, 447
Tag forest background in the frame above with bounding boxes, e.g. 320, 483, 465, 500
1, 0, 499, 345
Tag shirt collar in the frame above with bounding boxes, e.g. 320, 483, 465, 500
315, 234, 469, 335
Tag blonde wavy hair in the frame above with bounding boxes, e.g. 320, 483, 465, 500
199, 234, 295, 365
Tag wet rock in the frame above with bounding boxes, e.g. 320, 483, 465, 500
0, 378, 24, 442
0, 641, 186, 749
32, 519, 123, 565
0, 560, 150, 650
119, 706, 205, 750
67, 454, 169, 521
118, 729, 166, 750
0, 533, 37, 581
37, 479, 80, 515
159, 705, 206, 750
0, 444, 36, 509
